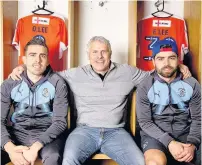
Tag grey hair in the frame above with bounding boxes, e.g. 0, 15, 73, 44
86, 36, 112, 53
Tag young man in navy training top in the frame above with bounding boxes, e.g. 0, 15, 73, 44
136, 38, 201, 165
1, 36, 68, 165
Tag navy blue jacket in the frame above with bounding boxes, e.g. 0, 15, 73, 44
136, 71, 201, 148
1, 66, 68, 148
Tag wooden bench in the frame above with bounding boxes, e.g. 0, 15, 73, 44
6, 159, 43, 165
7, 93, 136, 165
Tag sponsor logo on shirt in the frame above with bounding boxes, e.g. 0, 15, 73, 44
143, 56, 153, 61
32, 17, 50, 25
153, 20, 171, 27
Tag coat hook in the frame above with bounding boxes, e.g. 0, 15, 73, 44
99, 1, 107, 7
37, 0, 47, 9
155, 0, 163, 8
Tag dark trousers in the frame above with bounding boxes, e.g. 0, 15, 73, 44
1, 150, 10, 165
1, 133, 66, 165
141, 133, 201, 165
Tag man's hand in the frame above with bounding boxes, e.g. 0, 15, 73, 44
8, 65, 24, 80
179, 64, 191, 79
13, 145, 30, 153
177, 143, 196, 162
22, 148, 38, 165
4, 142, 29, 165
9, 151, 30, 165
168, 140, 185, 160
23, 141, 43, 165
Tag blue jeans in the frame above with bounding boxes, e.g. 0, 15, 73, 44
62, 125, 144, 165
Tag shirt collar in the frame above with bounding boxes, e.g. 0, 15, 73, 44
88, 61, 115, 74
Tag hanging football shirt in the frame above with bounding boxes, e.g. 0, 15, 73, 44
137, 15, 188, 71
12, 14, 68, 71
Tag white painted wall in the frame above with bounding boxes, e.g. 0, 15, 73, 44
143, 0, 184, 18
78, 1, 129, 66
75, 0, 185, 66
18, 0, 68, 19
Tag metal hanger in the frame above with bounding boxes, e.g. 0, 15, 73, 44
152, 0, 173, 18
32, 0, 54, 15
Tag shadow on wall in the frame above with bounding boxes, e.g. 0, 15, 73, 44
183, 52, 198, 80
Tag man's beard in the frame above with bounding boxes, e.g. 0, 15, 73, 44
157, 65, 178, 78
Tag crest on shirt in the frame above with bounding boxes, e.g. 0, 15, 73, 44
154, 90, 160, 98
42, 88, 49, 97
178, 88, 186, 97
17, 88, 23, 96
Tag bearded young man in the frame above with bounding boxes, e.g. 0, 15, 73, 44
136, 38, 201, 165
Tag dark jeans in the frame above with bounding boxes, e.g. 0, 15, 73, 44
1, 133, 66, 165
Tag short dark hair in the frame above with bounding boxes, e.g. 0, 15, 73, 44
24, 35, 48, 53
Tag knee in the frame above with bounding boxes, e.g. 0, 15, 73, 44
43, 153, 61, 165
62, 149, 80, 165
146, 160, 159, 165
145, 158, 166, 165
136, 157, 145, 165
144, 149, 167, 165
125, 152, 145, 165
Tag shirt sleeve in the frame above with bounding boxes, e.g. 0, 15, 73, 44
12, 18, 22, 51
57, 67, 78, 84
59, 19, 68, 59
186, 79, 201, 148
37, 78, 68, 145
136, 85, 174, 148
1, 80, 14, 149
180, 19, 189, 61
128, 65, 151, 87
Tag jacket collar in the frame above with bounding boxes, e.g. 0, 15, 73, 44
154, 70, 182, 84
22, 65, 53, 89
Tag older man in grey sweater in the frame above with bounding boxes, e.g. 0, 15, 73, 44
10, 36, 190, 165
60, 36, 147, 165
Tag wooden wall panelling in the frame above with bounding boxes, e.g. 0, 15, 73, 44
200, 1, 202, 83
3, 1, 18, 80
68, 0, 75, 68
73, 1, 79, 67
128, 1, 137, 136
184, 1, 201, 82
0, 1, 3, 83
